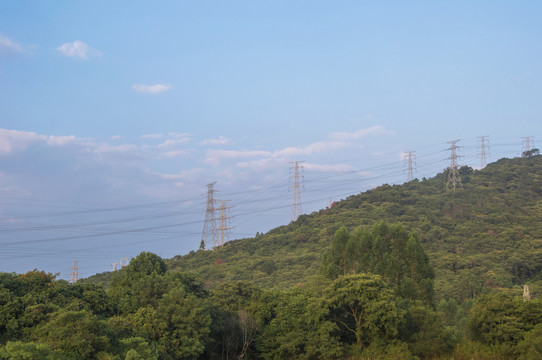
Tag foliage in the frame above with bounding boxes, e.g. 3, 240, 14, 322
4, 156, 542, 359
257, 288, 342, 360
31, 309, 111, 359
322, 223, 434, 305
325, 274, 402, 353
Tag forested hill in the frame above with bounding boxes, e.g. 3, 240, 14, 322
160, 155, 542, 301
87, 155, 542, 301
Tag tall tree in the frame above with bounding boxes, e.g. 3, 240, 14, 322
324, 274, 402, 353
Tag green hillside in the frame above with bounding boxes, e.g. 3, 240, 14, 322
163, 155, 542, 301
5, 155, 542, 359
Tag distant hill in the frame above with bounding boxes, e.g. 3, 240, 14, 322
85, 155, 542, 302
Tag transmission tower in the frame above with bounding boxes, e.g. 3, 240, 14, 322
70, 260, 79, 283
446, 140, 463, 191
403, 151, 416, 181
477, 136, 490, 168
200, 181, 217, 250
215, 200, 232, 249
522, 136, 534, 156
120, 257, 129, 267
289, 161, 304, 222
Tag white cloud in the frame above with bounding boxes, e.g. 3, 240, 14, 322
201, 136, 232, 146
0, 33, 22, 54
168, 132, 191, 139
94, 144, 139, 158
47, 135, 76, 146
111, 135, 123, 140
141, 133, 164, 139
237, 158, 282, 170
0, 129, 46, 154
57, 40, 101, 59
303, 163, 354, 172
206, 149, 272, 164
132, 84, 172, 94
160, 150, 192, 158
157, 137, 191, 148
161, 168, 204, 181
274, 141, 347, 158
330, 125, 387, 141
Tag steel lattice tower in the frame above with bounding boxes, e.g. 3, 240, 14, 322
522, 136, 534, 156
477, 136, 490, 168
404, 151, 416, 181
289, 161, 304, 222
446, 140, 463, 191
200, 181, 217, 250
216, 200, 232, 248
70, 261, 79, 283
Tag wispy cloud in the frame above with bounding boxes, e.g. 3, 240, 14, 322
132, 84, 172, 94
330, 125, 387, 141
57, 40, 101, 59
0, 129, 46, 154
141, 133, 164, 139
304, 163, 354, 172
274, 141, 347, 158
201, 136, 232, 146
206, 149, 272, 164
47, 135, 77, 146
0, 33, 22, 54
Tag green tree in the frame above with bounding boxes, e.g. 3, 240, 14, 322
325, 274, 402, 353
517, 323, 542, 360
31, 309, 111, 359
257, 289, 342, 360
0, 341, 67, 360
108, 252, 169, 314
468, 292, 536, 354
401, 301, 456, 358
322, 223, 434, 305
155, 287, 211, 360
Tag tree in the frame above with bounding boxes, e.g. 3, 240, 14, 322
325, 274, 402, 353
401, 301, 456, 358
31, 309, 111, 359
517, 323, 542, 360
0, 341, 66, 360
155, 287, 211, 359
468, 293, 529, 352
257, 289, 341, 360
322, 223, 434, 305
109, 252, 169, 314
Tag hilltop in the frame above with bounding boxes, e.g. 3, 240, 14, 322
86, 155, 542, 301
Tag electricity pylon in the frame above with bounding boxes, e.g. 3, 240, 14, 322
477, 136, 490, 168
289, 161, 304, 222
216, 200, 232, 248
404, 151, 416, 181
70, 260, 79, 283
522, 136, 534, 156
201, 182, 217, 250
446, 140, 463, 191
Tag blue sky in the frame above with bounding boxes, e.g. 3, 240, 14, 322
1, 1, 541, 279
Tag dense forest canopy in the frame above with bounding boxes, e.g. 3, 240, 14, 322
2, 155, 542, 359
